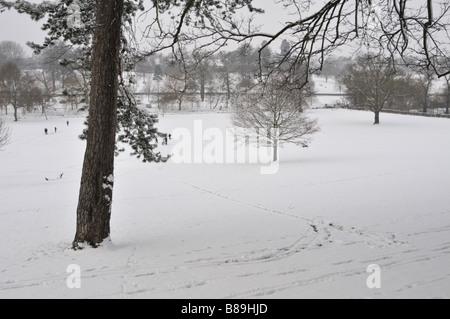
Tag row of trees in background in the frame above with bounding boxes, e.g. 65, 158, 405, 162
0, 62, 45, 121
0, 38, 285, 117
114, 39, 304, 112
0, 36, 319, 118
2, 37, 449, 123
0, 40, 89, 120
105, 46, 450, 118
339, 55, 450, 124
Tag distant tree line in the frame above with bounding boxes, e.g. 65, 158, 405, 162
2, 38, 449, 124
337, 54, 450, 124
0, 40, 90, 120
0, 38, 313, 117
133, 40, 300, 111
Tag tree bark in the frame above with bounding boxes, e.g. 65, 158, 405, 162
225, 73, 231, 102
52, 63, 56, 93
273, 138, 278, 162
178, 95, 183, 111
423, 87, 429, 113
13, 105, 18, 122
200, 71, 205, 102
73, 0, 124, 249
446, 88, 449, 114
374, 111, 380, 125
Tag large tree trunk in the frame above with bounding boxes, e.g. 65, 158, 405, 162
73, 0, 124, 249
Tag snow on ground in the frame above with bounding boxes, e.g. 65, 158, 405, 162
0, 109, 449, 299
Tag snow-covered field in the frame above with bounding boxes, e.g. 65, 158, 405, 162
0, 109, 449, 299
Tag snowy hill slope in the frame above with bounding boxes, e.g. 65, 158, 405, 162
0, 109, 449, 299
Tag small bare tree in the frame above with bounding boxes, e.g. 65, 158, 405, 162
162, 65, 197, 112
34, 70, 53, 116
388, 75, 422, 112
0, 61, 21, 121
415, 65, 436, 114
232, 76, 319, 162
339, 55, 401, 124
218, 51, 233, 105
161, 74, 186, 112
0, 62, 42, 121
0, 117, 10, 149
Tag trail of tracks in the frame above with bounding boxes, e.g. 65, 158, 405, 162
1, 180, 448, 298
175, 179, 403, 249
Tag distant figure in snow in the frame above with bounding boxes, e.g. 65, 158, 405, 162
168, 134, 172, 140
66, 121, 69, 126
55, 127, 57, 133
44, 128, 48, 135
155, 137, 159, 144
164, 137, 168, 145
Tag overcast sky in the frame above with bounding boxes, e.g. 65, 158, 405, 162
0, 8, 46, 55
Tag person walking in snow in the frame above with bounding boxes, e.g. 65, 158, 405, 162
44, 128, 48, 135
